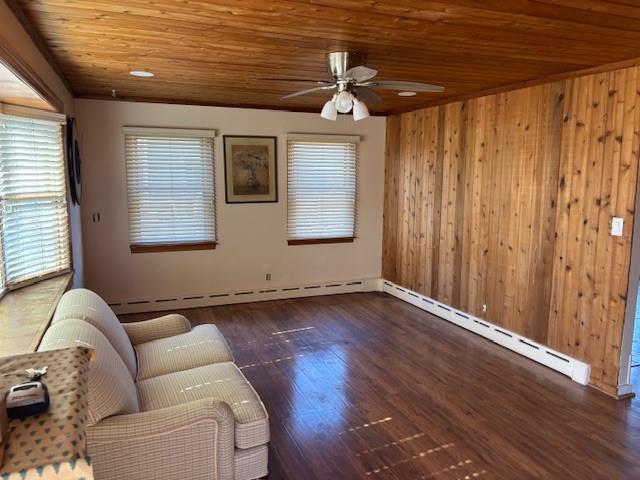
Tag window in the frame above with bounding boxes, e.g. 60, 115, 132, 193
124, 127, 216, 252
0, 111, 70, 289
287, 134, 358, 245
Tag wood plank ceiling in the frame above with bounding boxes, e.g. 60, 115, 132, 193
13, 0, 640, 114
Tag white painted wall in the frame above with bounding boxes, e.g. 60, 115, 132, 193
1, 1, 83, 287
73, 99, 386, 304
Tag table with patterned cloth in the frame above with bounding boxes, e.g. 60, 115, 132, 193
0, 347, 94, 480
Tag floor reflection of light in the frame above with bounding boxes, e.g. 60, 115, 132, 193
235, 339, 336, 352
238, 353, 306, 370
356, 432, 426, 456
456, 470, 486, 480
340, 417, 393, 435
412, 459, 473, 479
233, 338, 292, 352
365, 443, 455, 475
271, 326, 316, 336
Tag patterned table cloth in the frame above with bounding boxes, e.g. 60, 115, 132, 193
0, 457, 93, 479
0, 347, 93, 479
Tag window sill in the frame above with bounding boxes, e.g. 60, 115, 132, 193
288, 237, 355, 246
130, 241, 217, 253
0, 272, 72, 357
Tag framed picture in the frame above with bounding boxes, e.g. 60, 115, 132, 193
223, 135, 278, 203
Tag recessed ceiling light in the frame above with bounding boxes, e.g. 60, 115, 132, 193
398, 91, 416, 97
129, 70, 154, 78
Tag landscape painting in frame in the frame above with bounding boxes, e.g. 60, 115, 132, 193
223, 136, 277, 203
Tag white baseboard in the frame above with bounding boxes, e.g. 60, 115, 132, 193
109, 275, 591, 386
380, 279, 591, 386
109, 278, 380, 314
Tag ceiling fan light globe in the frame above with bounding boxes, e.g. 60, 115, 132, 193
352, 97, 370, 121
335, 90, 354, 113
320, 98, 338, 121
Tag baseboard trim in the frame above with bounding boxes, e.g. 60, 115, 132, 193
108, 278, 380, 314
380, 279, 591, 386
109, 276, 592, 386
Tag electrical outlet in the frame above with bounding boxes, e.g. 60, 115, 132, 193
266, 273, 271, 281
611, 217, 624, 237
482, 304, 487, 313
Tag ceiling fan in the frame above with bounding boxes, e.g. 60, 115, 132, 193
261, 52, 444, 121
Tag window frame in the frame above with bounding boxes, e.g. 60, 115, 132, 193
0, 104, 71, 296
123, 126, 218, 254
286, 134, 359, 246
0, 42, 65, 114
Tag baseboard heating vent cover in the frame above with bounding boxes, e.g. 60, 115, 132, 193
110, 278, 379, 314
381, 279, 591, 386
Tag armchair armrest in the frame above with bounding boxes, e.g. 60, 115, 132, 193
122, 314, 191, 345
87, 399, 235, 480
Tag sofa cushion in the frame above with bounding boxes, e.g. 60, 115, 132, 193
123, 314, 192, 346
53, 288, 137, 378
39, 319, 140, 425
135, 324, 234, 381
136, 363, 269, 449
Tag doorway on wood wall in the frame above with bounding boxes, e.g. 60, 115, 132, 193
623, 171, 640, 394
633, 288, 640, 370
631, 289, 640, 372
630, 283, 640, 391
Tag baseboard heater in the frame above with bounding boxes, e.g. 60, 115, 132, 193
379, 279, 591, 386
108, 276, 590, 386
108, 278, 380, 315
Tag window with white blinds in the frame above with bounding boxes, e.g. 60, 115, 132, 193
0, 114, 70, 287
124, 127, 216, 250
287, 134, 358, 243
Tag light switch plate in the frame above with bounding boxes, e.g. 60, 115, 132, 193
611, 217, 624, 237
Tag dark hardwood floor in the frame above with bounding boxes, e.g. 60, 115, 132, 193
121, 292, 640, 479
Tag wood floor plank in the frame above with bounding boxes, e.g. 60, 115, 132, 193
123, 293, 640, 479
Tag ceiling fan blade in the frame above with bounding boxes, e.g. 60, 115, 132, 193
344, 65, 378, 83
353, 86, 382, 104
281, 85, 336, 99
368, 81, 444, 93
258, 77, 332, 85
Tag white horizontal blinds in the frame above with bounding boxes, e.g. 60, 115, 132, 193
288, 135, 358, 240
0, 115, 70, 284
125, 129, 216, 246
0, 233, 4, 292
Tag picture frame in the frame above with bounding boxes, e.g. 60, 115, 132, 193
223, 135, 278, 203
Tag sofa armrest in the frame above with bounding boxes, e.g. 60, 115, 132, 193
122, 314, 191, 345
87, 399, 235, 480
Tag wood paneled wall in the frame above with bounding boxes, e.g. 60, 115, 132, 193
382, 66, 640, 395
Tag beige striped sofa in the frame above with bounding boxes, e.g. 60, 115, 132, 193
38, 288, 269, 480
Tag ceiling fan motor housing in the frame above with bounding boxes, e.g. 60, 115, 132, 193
279, 51, 443, 117
328, 52, 368, 81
